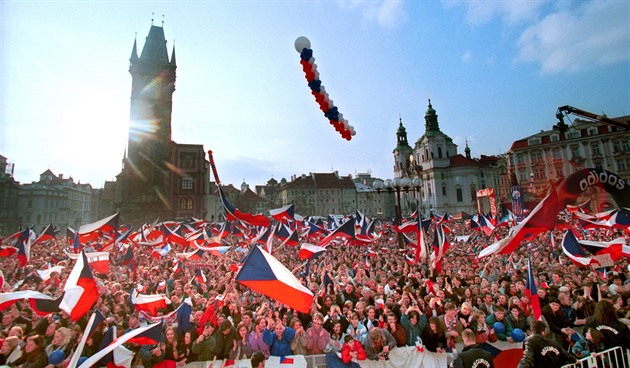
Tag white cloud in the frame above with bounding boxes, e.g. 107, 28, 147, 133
442, 0, 546, 26
516, 1, 630, 74
340, 0, 407, 28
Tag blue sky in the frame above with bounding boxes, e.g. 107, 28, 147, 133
1, 0, 628, 189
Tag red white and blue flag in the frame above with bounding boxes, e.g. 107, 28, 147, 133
561, 230, 597, 267
269, 204, 295, 223
34, 223, 58, 245
298, 243, 326, 260
525, 258, 542, 320
77, 321, 163, 368
236, 245, 314, 313
318, 219, 355, 246
59, 251, 99, 321
195, 269, 207, 285
218, 186, 270, 227
130, 289, 171, 317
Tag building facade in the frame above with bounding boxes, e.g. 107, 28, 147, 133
393, 100, 506, 218
16, 170, 97, 231
506, 116, 630, 209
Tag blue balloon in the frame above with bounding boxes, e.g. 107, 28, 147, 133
512, 328, 526, 342
493, 322, 506, 335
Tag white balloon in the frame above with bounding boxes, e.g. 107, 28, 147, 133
294, 36, 311, 53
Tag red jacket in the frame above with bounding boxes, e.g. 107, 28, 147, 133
341, 340, 367, 364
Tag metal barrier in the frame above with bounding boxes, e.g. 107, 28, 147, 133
561, 346, 629, 368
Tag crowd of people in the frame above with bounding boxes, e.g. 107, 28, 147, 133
0, 216, 629, 368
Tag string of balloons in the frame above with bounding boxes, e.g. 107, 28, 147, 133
294, 36, 356, 141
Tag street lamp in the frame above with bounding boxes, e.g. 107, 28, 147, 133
411, 176, 424, 216
373, 177, 411, 248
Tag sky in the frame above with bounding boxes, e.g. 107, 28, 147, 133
1, 0, 628, 189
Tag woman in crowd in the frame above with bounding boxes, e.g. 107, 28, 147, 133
305, 313, 329, 355
507, 304, 529, 334
228, 322, 253, 360
177, 329, 198, 365
421, 316, 448, 354
0, 336, 22, 366
288, 318, 307, 356
324, 320, 344, 354
457, 302, 474, 330
44, 327, 74, 359
159, 326, 183, 367
16, 335, 47, 368
248, 317, 270, 358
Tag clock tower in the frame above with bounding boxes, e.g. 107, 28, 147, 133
116, 24, 178, 225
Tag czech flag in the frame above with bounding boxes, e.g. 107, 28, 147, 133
479, 189, 559, 258
218, 187, 270, 227
77, 321, 163, 368
318, 219, 355, 246
525, 259, 541, 320
298, 243, 326, 260
561, 231, 596, 267
269, 204, 295, 223
85, 252, 110, 275
236, 245, 313, 313
59, 251, 99, 321
195, 269, 207, 285
34, 223, 58, 245
130, 289, 171, 316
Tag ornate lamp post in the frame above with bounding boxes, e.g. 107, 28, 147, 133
373, 177, 411, 248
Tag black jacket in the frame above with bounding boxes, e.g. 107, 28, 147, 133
453, 344, 494, 368
517, 333, 575, 368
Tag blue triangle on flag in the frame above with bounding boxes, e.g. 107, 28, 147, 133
234, 246, 276, 281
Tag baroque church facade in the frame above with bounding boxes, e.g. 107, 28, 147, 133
392, 100, 508, 218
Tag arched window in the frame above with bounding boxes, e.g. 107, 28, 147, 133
180, 198, 193, 210
438, 147, 443, 158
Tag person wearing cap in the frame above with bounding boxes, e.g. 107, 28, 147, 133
517, 320, 575, 368
453, 329, 494, 368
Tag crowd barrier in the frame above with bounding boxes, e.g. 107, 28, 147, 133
561, 346, 629, 368
175, 341, 525, 368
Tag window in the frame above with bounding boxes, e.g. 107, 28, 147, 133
180, 198, 193, 210
587, 127, 598, 136
182, 153, 195, 169
442, 186, 446, 196
567, 131, 580, 139
531, 151, 543, 163
456, 188, 463, 202
570, 146, 580, 159
552, 149, 562, 160
181, 177, 193, 190
550, 134, 559, 142
528, 137, 541, 146
591, 144, 601, 156
438, 147, 443, 158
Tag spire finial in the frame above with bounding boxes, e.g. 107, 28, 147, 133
151, 13, 154, 25
162, 14, 165, 27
